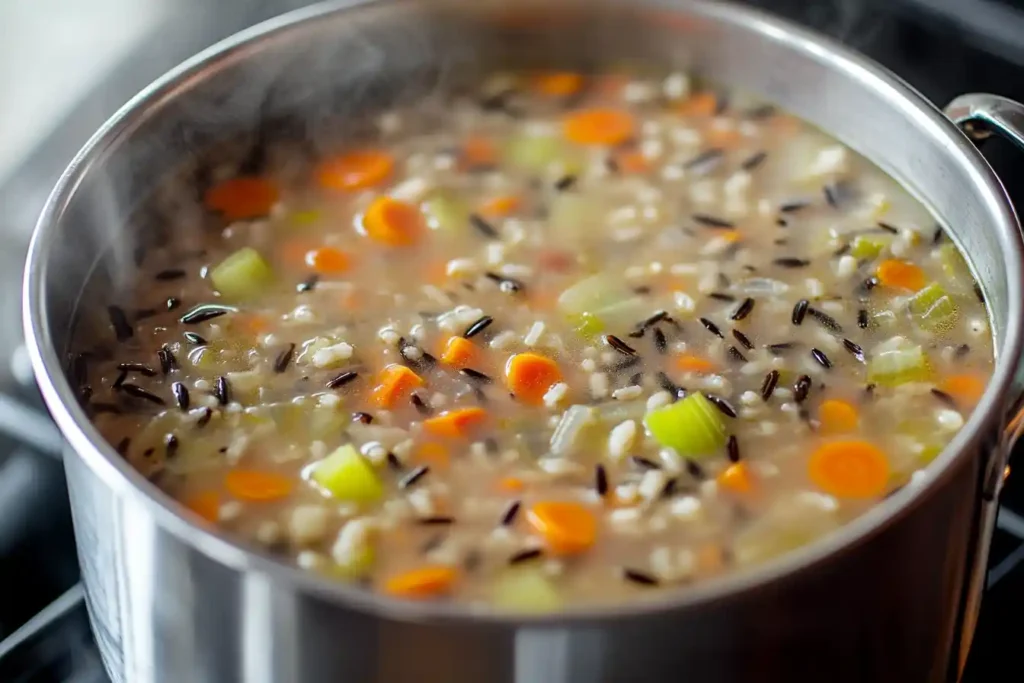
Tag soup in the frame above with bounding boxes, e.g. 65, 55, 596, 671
76, 69, 992, 610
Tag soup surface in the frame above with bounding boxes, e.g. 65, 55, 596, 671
78, 70, 993, 610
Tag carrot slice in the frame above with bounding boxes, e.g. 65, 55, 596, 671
613, 148, 651, 174
497, 476, 525, 493
480, 195, 521, 218
876, 259, 926, 291
676, 92, 718, 118
705, 126, 742, 148
440, 336, 481, 369
532, 71, 584, 97
818, 399, 859, 435
563, 108, 636, 146
204, 177, 279, 221
505, 353, 563, 405
676, 354, 716, 374
233, 313, 271, 336
422, 407, 488, 438
224, 470, 294, 502
696, 543, 726, 574
939, 374, 986, 406
414, 442, 451, 469
316, 150, 394, 191
721, 230, 742, 244
717, 463, 753, 495
362, 196, 424, 247
184, 492, 221, 523
808, 441, 890, 499
461, 136, 498, 169
305, 246, 351, 274
526, 501, 597, 555
383, 566, 458, 599
370, 364, 425, 408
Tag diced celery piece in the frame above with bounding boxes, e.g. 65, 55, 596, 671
870, 309, 898, 330
866, 345, 931, 387
850, 235, 887, 260
908, 283, 959, 332
422, 190, 470, 234
492, 568, 563, 613
187, 341, 252, 377
557, 274, 627, 316
567, 312, 605, 338
644, 392, 727, 457
550, 405, 597, 456
311, 444, 383, 503
501, 132, 577, 172
550, 193, 600, 239
593, 297, 648, 332
917, 444, 943, 466
291, 210, 321, 226
938, 243, 970, 284
210, 247, 274, 302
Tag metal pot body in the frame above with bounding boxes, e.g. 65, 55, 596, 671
23, 1, 1024, 682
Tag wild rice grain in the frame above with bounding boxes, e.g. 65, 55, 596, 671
274, 343, 296, 373
118, 383, 166, 406
469, 213, 499, 239
327, 371, 360, 390
509, 548, 544, 565
605, 334, 637, 356
685, 459, 707, 480
653, 328, 667, 354
741, 151, 767, 171
876, 221, 899, 234
165, 433, 179, 458
857, 309, 869, 329
112, 370, 128, 389
179, 303, 234, 325
727, 346, 747, 363
779, 200, 809, 213
554, 175, 577, 191
501, 500, 522, 526
595, 464, 609, 496
684, 148, 724, 174
166, 297, 181, 311
399, 465, 430, 489
155, 268, 186, 281
810, 348, 833, 369
463, 315, 494, 339
418, 516, 455, 526
793, 375, 812, 403
197, 407, 213, 427
709, 292, 736, 302
411, 392, 432, 415
115, 437, 131, 456
727, 435, 740, 463
157, 345, 177, 375
705, 393, 738, 418
623, 568, 660, 586
385, 451, 403, 472
767, 342, 797, 355
460, 368, 493, 383
692, 213, 735, 229
808, 308, 842, 333
184, 332, 208, 346
974, 283, 985, 304
118, 362, 157, 377
761, 370, 780, 401
774, 257, 811, 268
214, 376, 230, 406
792, 299, 809, 325
631, 455, 662, 470
730, 297, 755, 321
353, 412, 374, 424
484, 272, 525, 294
699, 317, 724, 338
842, 339, 865, 363
731, 329, 754, 351
107, 306, 133, 342
931, 388, 958, 408
297, 275, 319, 293
172, 382, 190, 411
656, 372, 685, 399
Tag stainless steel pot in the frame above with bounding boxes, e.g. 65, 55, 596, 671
21, 1, 1024, 681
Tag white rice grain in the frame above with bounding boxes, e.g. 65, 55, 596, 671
589, 372, 610, 399
524, 321, 546, 347
288, 505, 331, 546
543, 382, 569, 410
607, 420, 638, 461
612, 385, 643, 401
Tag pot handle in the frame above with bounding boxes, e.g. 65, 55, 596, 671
944, 94, 1024, 482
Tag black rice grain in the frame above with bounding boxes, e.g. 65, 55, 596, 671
810, 348, 833, 369
699, 317, 724, 338
171, 381, 190, 411
353, 412, 374, 424
595, 464, 609, 496
184, 332, 207, 345
165, 433, 179, 458
107, 306, 133, 342
704, 393, 738, 418
731, 329, 754, 351
779, 200, 809, 213
726, 346, 747, 363
726, 435, 740, 463
501, 500, 522, 526
410, 392, 431, 415
115, 437, 131, 456
774, 257, 811, 268
767, 342, 797, 355
484, 272, 525, 294
656, 372, 685, 399
460, 368, 493, 384
692, 213, 735, 229
509, 549, 544, 565
469, 213, 499, 239
931, 388, 958, 408
857, 309, 869, 329
118, 362, 157, 377
605, 334, 637, 356
653, 328, 667, 354
179, 304, 235, 325
630, 455, 662, 470
197, 407, 213, 427
385, 451, 403, 472
808, 307, 843, 333
554, 174, 577, 191
842, 338, 865, 363
463, 315, 494, 339
399, 465, 430, 489
155, 268, 186, 281
214, 376, 230, 406
418, 516, 455, 526
118, 383, 165, 406
792, 299, 809, 325
157, 345, 177, 375
273, 343, 296, 373
730, 297, 755, 321
684, 148, 724, 175
876, 221, 899, 234
166, 297, 181, 311
974, 283, 985, 304
685, 459, 707, 480
740, 151, 767, 171
112, 370, 128, 389
622, 568, 659, 586
326, 371, 359, 390
793, 375, 812, 403
709, 292, 736, 302
297, 275, 319, 293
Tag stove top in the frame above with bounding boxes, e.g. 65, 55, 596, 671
0, 1, 1022, 681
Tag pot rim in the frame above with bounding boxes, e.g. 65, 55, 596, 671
22, 0, 1024, 625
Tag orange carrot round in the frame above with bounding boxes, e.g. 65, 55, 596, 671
613, 148, 652, 174
414, 442, 451, 470
225, 470, 294, 502
497, 476, 526, 493
204, 177, 279, 221
461, 136, 498, 169
316, 150, 394, 191
370, 364, 425, 408
563, 108, 636, 146
717, 462, 753, 495
439, 336, 481, 369
526, 501, 597, 555
184, 491, 221, 523
362, 196, 424, 247
383, 566, 458, 599
817, 399, 859, 435
939, 374, 986, 406
676, 92, 719, 118
305, 246, 351, 274
422, 407, 488, 438
876, 259, 925, 291
505, 353, 563, 405
676, 354, 716, 374
808, 441, 890, 499
480, 195, 522, 218
532, 71, 584, 97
